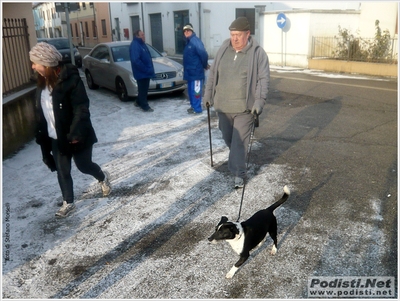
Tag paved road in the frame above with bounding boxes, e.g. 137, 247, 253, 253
258, 70, 397, 286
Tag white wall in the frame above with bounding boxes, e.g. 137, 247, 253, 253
144, 2, 200, 54
201, 2, 270, 58
110, 2, 200, 55
110, 2, 268, 57
109, 2, 136, 41
109, 2, 398, 64
260, 2, 397, 68
358, 2, 398, 37
262, 10, 361, 67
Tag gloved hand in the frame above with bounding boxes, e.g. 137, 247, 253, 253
43, 154, 57, 172
251, 103, 263, 116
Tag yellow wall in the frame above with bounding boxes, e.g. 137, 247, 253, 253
69, 2, 112, 47
308, 59, 398, 77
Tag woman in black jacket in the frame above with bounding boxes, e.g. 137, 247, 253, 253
30, 42, 111, 218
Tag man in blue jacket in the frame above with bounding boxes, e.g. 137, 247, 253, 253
129, 30, 155, 112
183, 24, 209, 114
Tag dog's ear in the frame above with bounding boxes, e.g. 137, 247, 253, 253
215, 216, 229, 230
219, 216, 228, 224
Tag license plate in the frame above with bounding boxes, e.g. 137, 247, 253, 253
159, 82, 174, 88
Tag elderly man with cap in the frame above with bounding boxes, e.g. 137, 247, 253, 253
203, 17, 270, 188
183, 23, 209, 114
30, 42, 111, 218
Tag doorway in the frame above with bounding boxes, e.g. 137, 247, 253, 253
114, 18, 121, 41
150, 13, 163, 52
130, 15, 140, 38
174, 10, 189, 54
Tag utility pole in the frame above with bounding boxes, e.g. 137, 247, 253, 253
64, 3, 76, 66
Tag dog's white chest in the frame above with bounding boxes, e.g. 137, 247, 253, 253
226, 224, 245, 255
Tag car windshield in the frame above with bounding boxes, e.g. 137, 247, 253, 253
45, 39, 70, 50
146, 44, 162, 58
111, 45, 130, 62
110, 44, 162, 62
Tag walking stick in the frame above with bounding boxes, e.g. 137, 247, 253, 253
206, 103, 214, 167
236, 114, 258, 222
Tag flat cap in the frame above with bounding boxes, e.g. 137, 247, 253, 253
229, 17, 250, 31
183, 23, 194, 31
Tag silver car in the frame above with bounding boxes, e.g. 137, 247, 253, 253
83, 41, 186, 101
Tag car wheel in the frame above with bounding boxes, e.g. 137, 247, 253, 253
116, 78, 129, 101
85, 70, 99, 89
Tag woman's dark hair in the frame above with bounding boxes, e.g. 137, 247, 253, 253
36, 66, 61, 90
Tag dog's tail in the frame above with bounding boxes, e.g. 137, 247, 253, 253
267, 185, 290, 212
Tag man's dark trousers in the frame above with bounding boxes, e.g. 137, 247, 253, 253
136, 78, 151, 110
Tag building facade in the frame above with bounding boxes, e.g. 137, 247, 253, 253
32, 2, 112, 48
31, 2, 398, 66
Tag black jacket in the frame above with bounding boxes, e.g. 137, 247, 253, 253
35, 64, 98, 155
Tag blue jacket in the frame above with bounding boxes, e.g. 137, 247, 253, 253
129, 36, 155, 80
183, 33, 208, 81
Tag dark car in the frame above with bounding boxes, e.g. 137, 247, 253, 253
38, 37, 82, 68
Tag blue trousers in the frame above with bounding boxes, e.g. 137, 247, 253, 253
187, 79, 203, 113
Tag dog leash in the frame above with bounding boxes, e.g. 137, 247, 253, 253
236, 114, 258, 222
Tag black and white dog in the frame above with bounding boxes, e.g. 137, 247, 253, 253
208, 185, 290, 278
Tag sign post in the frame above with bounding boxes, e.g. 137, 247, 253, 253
276, 13, 287, 67
63, 3, 75, 66
55, 3, 80, 66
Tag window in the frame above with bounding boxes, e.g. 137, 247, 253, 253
111, 45, 131, 62
236, 8, 255, 35
89, 2, 94, 8
91, 46, 110, 60
85, 22, 89, 38
82, 2, 86, 10
92, 20, 97, 38
101, 19, 107, 36
70, 24, 74, 37
75, 23, 78, 37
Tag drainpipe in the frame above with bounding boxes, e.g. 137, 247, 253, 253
198, 2, 202, 39
108, 3, 113, 41
141, 2, 145, 31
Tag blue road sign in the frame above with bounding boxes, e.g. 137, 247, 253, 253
276, 13, 287, 29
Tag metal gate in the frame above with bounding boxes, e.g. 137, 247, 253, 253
2, 18, 33, 95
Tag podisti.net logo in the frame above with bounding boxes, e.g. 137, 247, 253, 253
308, 276, 395, 298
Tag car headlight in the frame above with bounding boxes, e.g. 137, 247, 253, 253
75, 51, 81, 57
178, 67, 184, 77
